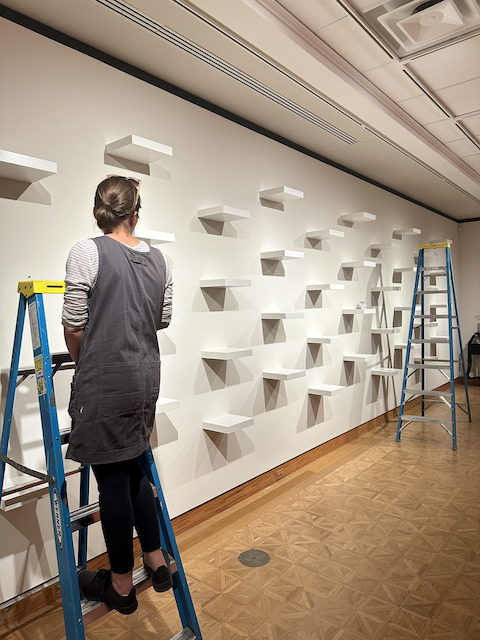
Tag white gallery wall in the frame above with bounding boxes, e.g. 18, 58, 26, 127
0, 17, 474, 601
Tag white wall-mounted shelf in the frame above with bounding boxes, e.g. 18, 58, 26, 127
260, 250, 304, 261
308, 384, 346, 396
394, 306, 420, 312
343, 354, 377, 362
200, 279, 251, 288
394, 228, 421, 236
203, 414, 254, 434
393, 267, 417, 274
0, 149, 57, 183
371, 368, 401, 376
259, 186, 304, 202
342, 261, 376, 269
105, 134, 172, 163
135, 229, 175, 244
201, 348, 253, 360
342, 308, 375, 315
307, 336, 344, 344
261, 312, 304, 320
263, 369, 306, 381
307, 284, 345, 291
156, 397, 180, 413
429, 238, 453, 245
1, 478, 49, 512
306, 229, 344, 241
339, 212, 376, 224
197, 205, 250, 222
371, 328, 401, 334
371, 286, 401, 292
395, 343, 421, 350
370, 242, 401, 251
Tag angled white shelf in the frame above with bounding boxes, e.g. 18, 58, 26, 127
342, 260, 377, 269
261, 312, 304, 320
395, 343, 421, 350
105, 134, 172, 163
306, 228, 344, 241
197, 205, 250, 222
307, 284, 344, 292
342, 308, 375, 315
393, 267, 417, 273
394, 228, 421, 236
371, 286, 401, 292
156, 397, 180, 413
371, 327, 401, 334
370, 242, 401, 251
260, 250, 304, 261
307, 336, 344, 344
259, 186, 304, 202
394, 306, 420, 312
1, 477, 49, 512
203, 414, 254, 434
371, 368, 401, 376
135, 229, 175, 244
343, 354, 376, 363
308, 384, 346, 396
429, 238, 453, 245
201, 348, 253, 360
200, 279, 251, 288
338, 212, 376, 224
263, 368, 306, 381
0, 149, 57, 183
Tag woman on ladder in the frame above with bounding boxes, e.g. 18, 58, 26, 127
62, 175, 173, 614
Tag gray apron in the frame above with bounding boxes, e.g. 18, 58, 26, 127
66, 236, 166, 465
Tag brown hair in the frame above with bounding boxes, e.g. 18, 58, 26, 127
94, 176, 141, 233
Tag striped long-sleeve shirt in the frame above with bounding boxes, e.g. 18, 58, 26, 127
62, 238, 173, 329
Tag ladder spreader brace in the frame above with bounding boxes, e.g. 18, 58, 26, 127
396, 244, 471, 450
0, 281, 201, 640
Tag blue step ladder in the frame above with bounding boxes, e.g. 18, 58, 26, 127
396, 244, 471, 450
0, 281, 201, 640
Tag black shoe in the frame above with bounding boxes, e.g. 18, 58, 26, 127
78, 569, 138, 615
143, 549, 173, 592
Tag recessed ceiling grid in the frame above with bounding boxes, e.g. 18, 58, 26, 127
336, 0, 480, 164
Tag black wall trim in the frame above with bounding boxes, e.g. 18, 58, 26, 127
2, 3, 478, 223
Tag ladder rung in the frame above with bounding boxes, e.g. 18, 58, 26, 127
413, 315, 453, 319
416, 290, 448, 294
59, 427, 71, 445
70, 503, 100, 532
82, 558, 179, 626
411, 338, 449, 343
400, 414, 452, 424
407, 363, 450, 369
405, 389, 450, 397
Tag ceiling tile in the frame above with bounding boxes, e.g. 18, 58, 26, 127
436, 78, 480, 117
459, 113, 480, 136
397, 94, 448, 125
464, 154, 480, 169
277, 0, 347, 32
318, 16, 392, 72
445, 138, 480, 157
424, 119, 465, 143
364, 61, 424, 102
407, 35, 480, 91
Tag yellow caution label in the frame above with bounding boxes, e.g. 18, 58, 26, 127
419, 243, 450, 249
18, 281, 65, 298
34, 355, 47, 397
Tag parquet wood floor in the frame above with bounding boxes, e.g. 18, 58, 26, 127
3, 386, 480, 639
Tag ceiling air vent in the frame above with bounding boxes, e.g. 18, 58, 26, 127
377, 0, 480, 51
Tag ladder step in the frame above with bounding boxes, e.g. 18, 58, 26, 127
407, 363, 450, 369
400, 414, 452, 424
405, 389, 450, 397
411, 337, 449, 343
70, 503, 100, 532
82, 557, 178, 626
414, 314, 453, 319
416, 290, 448, 294
59, 427, 71, 445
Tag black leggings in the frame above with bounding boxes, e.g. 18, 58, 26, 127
92, 456, 161, 574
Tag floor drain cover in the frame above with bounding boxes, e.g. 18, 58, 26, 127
238, 549, 270, 567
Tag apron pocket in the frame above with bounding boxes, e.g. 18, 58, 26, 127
98, 363, 142, 417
